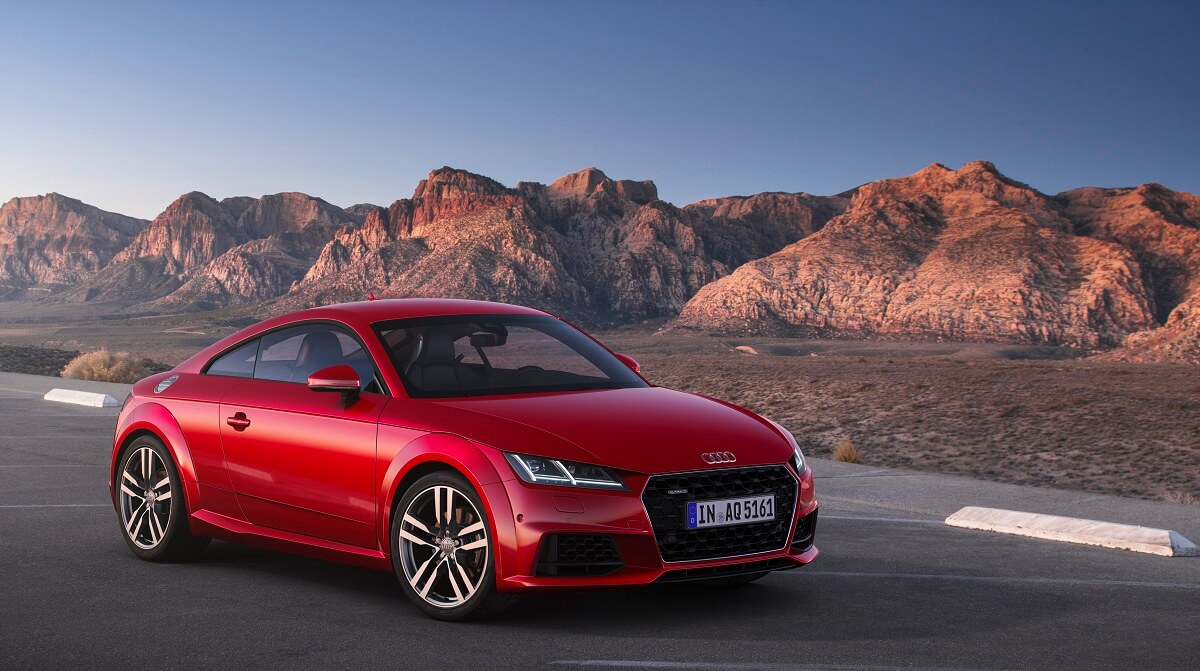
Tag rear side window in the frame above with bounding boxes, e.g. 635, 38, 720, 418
254, 323, 379, 391
205, 340, 259, 378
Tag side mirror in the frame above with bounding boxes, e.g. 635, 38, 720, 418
614, 353, 641, 374
308, 364, 361, 402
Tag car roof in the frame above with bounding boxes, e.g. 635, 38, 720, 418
280, 298, 549, 323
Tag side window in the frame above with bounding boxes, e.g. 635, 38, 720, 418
253, 324, 379, 391
205, 340, 259, 378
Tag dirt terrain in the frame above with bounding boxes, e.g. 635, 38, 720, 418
2, 311, 1196, 504
607, 334, 1200, 505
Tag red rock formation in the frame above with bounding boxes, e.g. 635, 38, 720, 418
158, 193, 358, 307
110, 191, 240, 276
289, 167, 836, 324
5, 162, 1197, 361
547, 167, 658, 204
685, 191, 848, 268
0, 194, 146, 297
287, 168, 588, 317
1062, 184, 1200, 362
672, 162, 1158, 348
73, 192, 358, 306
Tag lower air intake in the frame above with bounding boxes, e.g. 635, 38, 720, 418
535, 534, 624, 577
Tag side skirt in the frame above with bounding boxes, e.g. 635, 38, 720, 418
190, 509, 393, 573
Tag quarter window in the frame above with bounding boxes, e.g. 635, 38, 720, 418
205, 340, 259, 378
253, 324, 379, 391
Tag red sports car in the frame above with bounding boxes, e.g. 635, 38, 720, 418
110, 299, 818, 619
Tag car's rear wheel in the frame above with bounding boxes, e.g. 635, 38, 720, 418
391, 472, 518, 621
116, 435, 209, 561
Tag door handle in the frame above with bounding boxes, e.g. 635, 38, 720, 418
226, 412, 251, 431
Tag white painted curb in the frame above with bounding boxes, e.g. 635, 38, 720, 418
945, 506, 1199, 557
43, 388, 120, 408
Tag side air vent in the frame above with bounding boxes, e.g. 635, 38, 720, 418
791, 509, 818, 551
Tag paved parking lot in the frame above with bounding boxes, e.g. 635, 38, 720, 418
2, 372, 1198, 670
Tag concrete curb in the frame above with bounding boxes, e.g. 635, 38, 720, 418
44, 388, 120, 408
945, 506, 1199, 557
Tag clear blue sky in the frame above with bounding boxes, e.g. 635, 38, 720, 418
1, 1, 1197, 219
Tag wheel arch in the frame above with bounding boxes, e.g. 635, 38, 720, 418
111, 402, 202, 520
378, 432, 514, 578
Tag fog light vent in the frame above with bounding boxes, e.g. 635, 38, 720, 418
535, 534, 623, 577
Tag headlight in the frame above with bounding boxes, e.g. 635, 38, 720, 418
765, 418, 806, 474
791, 443, 806, 474
503, 453, 626, 490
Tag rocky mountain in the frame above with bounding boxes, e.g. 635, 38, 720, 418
1060, 184, 1200, 362
289, 168, 587, 317
288, 167, 844, 324
671, 162, 1164, 348
160, 192, 361, 309
65, 191, 359, 307
0, 194, 147, 298
2, 162, 1197, 361
685, 191, 849, 268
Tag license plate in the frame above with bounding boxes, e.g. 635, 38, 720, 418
686, 494, 775, 529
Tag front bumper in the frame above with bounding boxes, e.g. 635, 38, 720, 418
486, 464, 819, 592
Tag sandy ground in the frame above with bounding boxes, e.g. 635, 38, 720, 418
610, 336, 1200, 505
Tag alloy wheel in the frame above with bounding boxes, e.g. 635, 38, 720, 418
397, 484, 489, 609
118, 446, 173, 550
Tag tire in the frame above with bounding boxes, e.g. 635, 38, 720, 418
390, 471, 519, 621
698, 571, 770, 587
115, 435, 209, 562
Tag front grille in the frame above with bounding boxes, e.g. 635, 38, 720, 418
535, 534, 623, 577
642, 466, 798, 562
792, 508, 818, 551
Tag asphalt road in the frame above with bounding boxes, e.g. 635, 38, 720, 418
1, 372, 1198, 671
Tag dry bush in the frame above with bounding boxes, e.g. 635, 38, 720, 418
61, 349, 151, 384
832, 438, 862, 464
1160, 490, 1199, 506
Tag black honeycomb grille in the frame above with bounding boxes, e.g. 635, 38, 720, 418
642, 466, 797, 562
535, 534, 623, 577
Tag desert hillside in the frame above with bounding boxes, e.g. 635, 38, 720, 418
672, 162, 1200, 362
2, 162, 1198, 360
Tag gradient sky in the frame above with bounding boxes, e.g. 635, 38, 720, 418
1, 1, 1197, 219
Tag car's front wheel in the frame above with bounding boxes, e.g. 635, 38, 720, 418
391, 471, 518, 621
116, 435, 209, 561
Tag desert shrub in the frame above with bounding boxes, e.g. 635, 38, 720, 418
1161, 490, 1199, 506
61, 349, 152, 384
832, 438, 862, 464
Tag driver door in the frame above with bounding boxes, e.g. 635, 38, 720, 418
219, 323, 387, 548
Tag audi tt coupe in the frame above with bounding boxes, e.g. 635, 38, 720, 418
110, 299, 818, 620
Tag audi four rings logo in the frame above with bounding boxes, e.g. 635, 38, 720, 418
700, 451, 737, 464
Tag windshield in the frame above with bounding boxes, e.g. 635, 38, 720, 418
374, 314, 648, 398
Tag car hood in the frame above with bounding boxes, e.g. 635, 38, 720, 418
408, 386, 792, 475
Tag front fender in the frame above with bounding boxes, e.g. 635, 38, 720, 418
377, 429, 512, 576
110, 401, 203, 525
